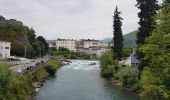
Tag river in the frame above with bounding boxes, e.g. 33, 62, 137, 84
35, 60, 139, 100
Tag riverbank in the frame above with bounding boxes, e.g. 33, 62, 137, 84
28, 59, 63, 100
100, 51, 141, 96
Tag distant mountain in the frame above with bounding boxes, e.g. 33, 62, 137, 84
103, 30, 138, 48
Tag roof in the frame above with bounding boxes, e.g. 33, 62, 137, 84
124, 50, 140, 64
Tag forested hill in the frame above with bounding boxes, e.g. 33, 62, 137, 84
103, 30, 138, 48
0, 15, 49, 58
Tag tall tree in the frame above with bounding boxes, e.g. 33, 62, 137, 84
136, 0, 159, 71
113, 6, 124, 61
139, 1, 170, 99
37, 36, 49, 55
136, 0, 159, 46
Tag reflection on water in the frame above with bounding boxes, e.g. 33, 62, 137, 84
35, 60, 139, 100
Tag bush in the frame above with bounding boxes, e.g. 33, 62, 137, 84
100, 51, 118, 78
115, 66, 139, 87
44, 60, 62, 76
35, 68, 48, 82
0, 63, 32, 100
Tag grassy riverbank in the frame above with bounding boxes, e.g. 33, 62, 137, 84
0, 59, 63, 100
100, 51, 140, 92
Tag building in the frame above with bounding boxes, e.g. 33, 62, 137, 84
77, 39, 111, 57
0, 41, 11, 59
47, 40, 56, 48
55, 39, 77, 52
124, 50, 140, 66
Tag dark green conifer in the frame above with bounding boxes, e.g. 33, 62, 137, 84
113, 6, 124, 61
136, 0, 159, 46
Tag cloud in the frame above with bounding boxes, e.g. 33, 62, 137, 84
0, 0, 162, 40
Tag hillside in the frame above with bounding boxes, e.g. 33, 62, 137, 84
103, 30, 138, 48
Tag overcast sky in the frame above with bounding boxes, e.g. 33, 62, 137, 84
0, 0, 162, 40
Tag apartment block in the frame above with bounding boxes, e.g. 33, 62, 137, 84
56, 39, 77, 52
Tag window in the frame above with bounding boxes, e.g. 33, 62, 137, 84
5, 47, 9, 49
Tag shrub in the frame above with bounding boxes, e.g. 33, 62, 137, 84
115, 66, 139, 87
100, 51, 118, 78
0, 63, 32, 100
44, 60, 62, 76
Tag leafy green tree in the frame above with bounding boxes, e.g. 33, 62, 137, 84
113, 6, 124, 61
37, 36, 49, 55
139, 1, 170, 99
0, 15, 5, 20
122, 47, 133, 57
25, 27, 36, 44
100, 51, 118, 78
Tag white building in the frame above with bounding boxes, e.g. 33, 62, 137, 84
77, 39, 111, 57
124, 50, 140, 66
56, 39, 77, 52
0, 41, 11, 59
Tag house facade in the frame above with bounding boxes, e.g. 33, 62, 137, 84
55, 39, 77, 52
77, 39, 111, 57
124, 50, 140, 66
0, 41, 11, 59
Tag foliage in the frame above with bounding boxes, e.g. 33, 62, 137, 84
34, 67, 48, 82
0, 15, 5, 20
0, 16, 49, 58
113, 6, 124, 60
25, 27, 36, 44
0, 63, 32, 100
37, 36, 49, 54
136, 0, 159, 46
139, 1, 170, 99
48, 47, 98, 60
43, 60, 63, 76
100, 51, 118, 78
115, 66, 139, 87
100, 51, 140, 92
122, 47, 133, 58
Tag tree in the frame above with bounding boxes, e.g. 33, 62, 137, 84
139, 1, 170, 99
136, 0, 159, 46
37, 36, 49, 55
136, 0, 159, 71
113, 6, 124, 61
25, 27, 36, 44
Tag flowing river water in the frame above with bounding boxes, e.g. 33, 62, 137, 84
35, 60, 139, 100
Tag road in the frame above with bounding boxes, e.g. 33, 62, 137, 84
9, 56, 50, 73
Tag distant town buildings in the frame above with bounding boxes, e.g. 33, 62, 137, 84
76, 39, 111, 56
0, 41, 11, 59
48, 39, 111, 57
55, 39, 77, 52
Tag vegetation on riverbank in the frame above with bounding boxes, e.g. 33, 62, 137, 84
0, 59, 63, 100
100, 51, 140, 92
43, 60, 63, 76
0, 63, 32, 100
101, 1, 170, 100
48, 47, 98, 60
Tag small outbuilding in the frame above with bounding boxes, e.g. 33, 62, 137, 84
124, 49, 140, 66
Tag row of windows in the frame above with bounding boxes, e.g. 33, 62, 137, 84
0, 47, 10, 49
